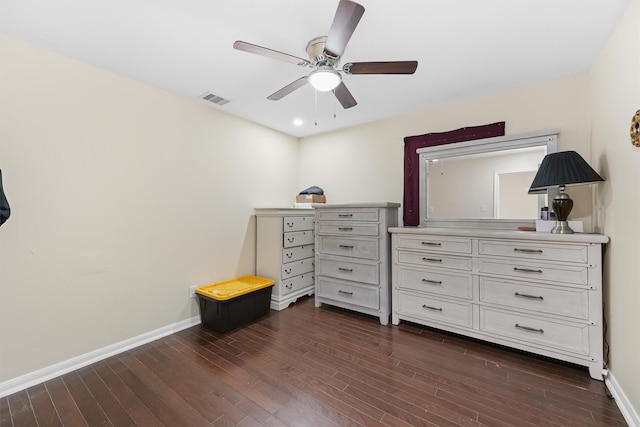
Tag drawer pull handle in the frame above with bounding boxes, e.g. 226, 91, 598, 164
422, 257, 442, 263
422, 279, 442, 285
287, 237, 295, 243
422, 305, 443, 312
284, 268, 292, 274
285, 253, 293, 258
515, 292, 544, 300
514, 248, 543, 254
286, 222, 294, 228
338, 290, 354, 295
513, 267, 543, 274
339, 245, 354, 249
285, 283, 293, 289
338, 267, 353, 272
515, 324, 544, 334
338, 214, 353, 218
338, 227, 353, 231
421, 242, 442, 246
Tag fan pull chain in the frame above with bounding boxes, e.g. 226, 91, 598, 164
314, 89, 318, 126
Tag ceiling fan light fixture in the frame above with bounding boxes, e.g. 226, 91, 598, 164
308, 69, 341, 92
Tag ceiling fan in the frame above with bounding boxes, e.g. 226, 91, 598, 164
233, 0, 418, 109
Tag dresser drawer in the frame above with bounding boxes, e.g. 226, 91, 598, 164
282, 273, 315, 296
479, 277, 589, 320
316, 277, 379, 310
478, 240, 588, 264
282, 244, 315, 264
480, 307, 590, 356
317, 222, 379, 236
394, 234, 472, 254
397, 266, 473, 300
316, 209, 379, 222
283, 216, 314, 232
284, 230, 314, 248
317, 236, 379, 260
317, 255, 379, 285
478, 259, 588, 285
281, 258, 314, 279
397, 250, 473, 271
397, 291, 473, 328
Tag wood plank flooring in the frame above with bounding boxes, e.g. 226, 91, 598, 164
0, 296, 627, 426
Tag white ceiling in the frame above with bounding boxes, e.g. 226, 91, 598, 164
0, 0, 630, 138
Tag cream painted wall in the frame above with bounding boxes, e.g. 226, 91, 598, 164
0, 34, 299, 382
298, 73, 596, 230
589, 0, 640, 414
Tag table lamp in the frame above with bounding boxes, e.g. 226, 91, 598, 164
528, 151, 604, 234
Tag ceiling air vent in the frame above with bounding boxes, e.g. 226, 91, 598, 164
198, 92, 230, 106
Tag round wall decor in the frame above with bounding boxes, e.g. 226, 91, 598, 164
631, 109, 640, 147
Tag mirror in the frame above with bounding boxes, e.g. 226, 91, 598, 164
417, 129, 559, 227
426, 147, 546, 219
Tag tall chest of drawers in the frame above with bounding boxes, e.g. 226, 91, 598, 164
255, 208, 315, 311
314, 203, 400, 325
389, 227, 609, 380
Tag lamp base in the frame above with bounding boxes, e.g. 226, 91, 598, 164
551, 220, 574, 234
551, 187, 574, 234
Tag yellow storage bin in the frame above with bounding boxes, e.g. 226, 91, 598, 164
196, 275, 274, 332
196, 275, 274, 301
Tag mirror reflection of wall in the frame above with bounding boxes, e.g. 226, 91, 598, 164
426, 147, 546, 219
494, 169, 543, 219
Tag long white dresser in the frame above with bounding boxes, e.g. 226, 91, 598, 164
314, 203, 400, 325
389, 227, 609, 380
255, 208, 315, 310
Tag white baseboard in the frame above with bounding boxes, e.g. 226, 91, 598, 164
606, 371, 640, 427
0, 315, 201, 398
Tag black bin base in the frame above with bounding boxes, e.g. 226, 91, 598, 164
197, 285, 273, 333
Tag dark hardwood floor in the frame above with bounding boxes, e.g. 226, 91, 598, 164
1, 296, 627, 426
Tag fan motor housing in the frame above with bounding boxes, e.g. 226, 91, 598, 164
306, 36, 339, 67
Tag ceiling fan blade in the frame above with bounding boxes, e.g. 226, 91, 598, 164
324, 0, 365, 58
267, 76, 309, 100
333, 82, 357, 109
233, 41, 310, 67
343, 61, 418, 75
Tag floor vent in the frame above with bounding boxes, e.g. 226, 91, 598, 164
198, 92, 230, 106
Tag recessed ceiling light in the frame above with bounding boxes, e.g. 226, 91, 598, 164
293, 118, 303, 126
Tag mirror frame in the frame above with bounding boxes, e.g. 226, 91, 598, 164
417, 129, 559, 229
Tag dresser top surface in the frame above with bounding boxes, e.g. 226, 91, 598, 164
255, 208, 314, 216
388, 226, 609, 244
313, 202, 401, 209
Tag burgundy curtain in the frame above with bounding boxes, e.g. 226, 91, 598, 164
403, 122, 505, 226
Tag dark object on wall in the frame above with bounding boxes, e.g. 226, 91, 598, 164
403, 122, 505, 226
631, 109, 640, 147
0, 169, 10, 226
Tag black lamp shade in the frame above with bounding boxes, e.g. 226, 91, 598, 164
528, 151, 604, 193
